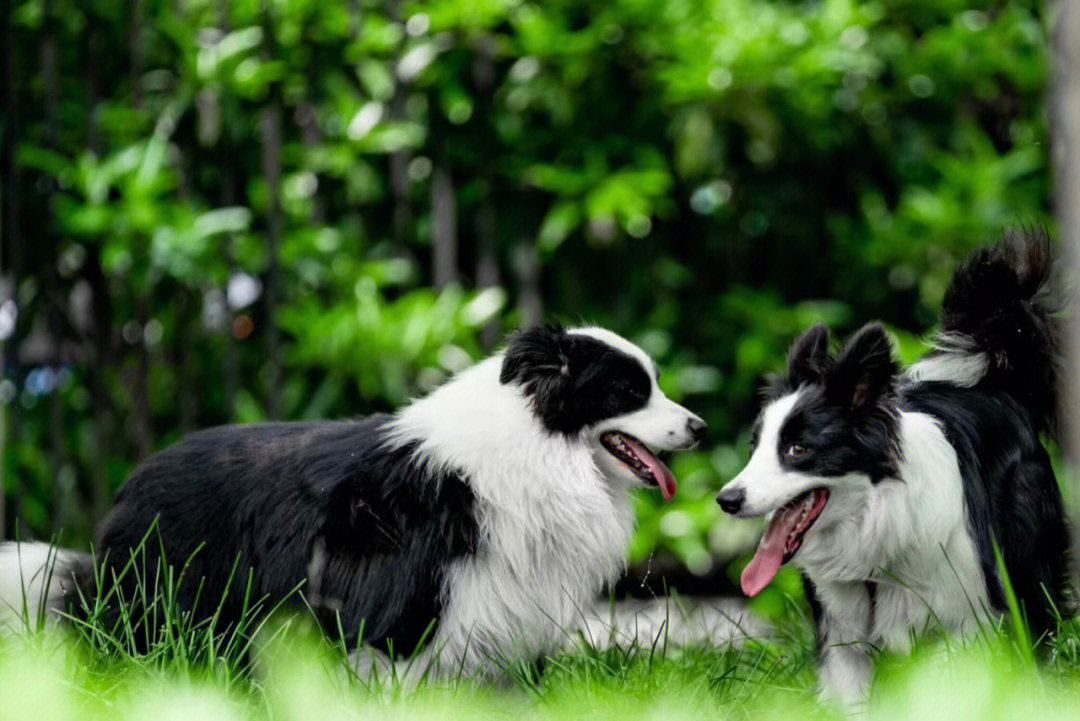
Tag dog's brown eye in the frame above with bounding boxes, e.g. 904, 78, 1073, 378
786, 444, 809, 458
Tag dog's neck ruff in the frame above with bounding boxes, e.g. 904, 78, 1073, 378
794, 410, 988, 648
386, 355, 635, 670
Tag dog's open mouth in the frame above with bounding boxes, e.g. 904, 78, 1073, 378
741, 487, 829, 597
600, 431, 677, 502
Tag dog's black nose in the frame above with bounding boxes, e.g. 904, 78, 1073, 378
687, 417, 707, 443
716, 487, 745, 515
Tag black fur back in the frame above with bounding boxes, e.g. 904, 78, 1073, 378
902, 383, 1071, 637
916, 231, 1069, 636
939, 229, 1058, 430
89, 417, 478, 654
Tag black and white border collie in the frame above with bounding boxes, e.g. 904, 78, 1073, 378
717, 231, 1071, 704
0, 325, 705, 673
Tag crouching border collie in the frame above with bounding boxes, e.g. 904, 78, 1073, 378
717, 231, 1072, 705
0, 325, 705, 675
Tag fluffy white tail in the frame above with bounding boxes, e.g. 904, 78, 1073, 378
0, 542, 86, 632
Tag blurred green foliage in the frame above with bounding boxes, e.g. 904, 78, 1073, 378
0, 0, 1051, 578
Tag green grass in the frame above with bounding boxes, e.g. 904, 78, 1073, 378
5, 568, 1080, 721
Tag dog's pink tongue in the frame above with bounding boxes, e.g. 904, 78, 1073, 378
621, 436, 677, 501
740, 504, 802, 597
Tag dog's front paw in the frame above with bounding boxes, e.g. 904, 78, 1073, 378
818, 646, 872, 713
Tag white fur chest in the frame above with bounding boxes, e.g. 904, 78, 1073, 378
388, 357, 636, 670
435, 474, 633, 668
797, 411, 990, 650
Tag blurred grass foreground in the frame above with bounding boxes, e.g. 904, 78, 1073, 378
4, 617, 1080, 721
0, 0, 1067, 716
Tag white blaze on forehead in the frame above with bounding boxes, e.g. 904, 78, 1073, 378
754, 390, 802, 464
723, 389, 809, 516
567, 327, 657, 384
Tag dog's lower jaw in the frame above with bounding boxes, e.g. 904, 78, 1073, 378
788, 486, 886, 583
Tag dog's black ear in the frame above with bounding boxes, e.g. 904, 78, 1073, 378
500, 325, 574, 427
500, 324, 571, 386
827, 323, 898, 411
787, 323, 830, 387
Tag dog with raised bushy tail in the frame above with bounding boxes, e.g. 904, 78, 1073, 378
717, 230, 1071, 705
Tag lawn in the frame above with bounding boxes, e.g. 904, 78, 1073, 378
3, 583, 1079, 721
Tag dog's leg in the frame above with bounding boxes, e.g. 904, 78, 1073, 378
814, 581, 874, 710
346, 642, 441, 693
